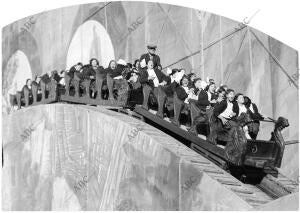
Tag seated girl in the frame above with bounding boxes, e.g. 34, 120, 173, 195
233, 93, 251, 139
126, 69, 143, 108
187, 78, 210, 135
244, 96, 265, 139
206, 82, 218, 107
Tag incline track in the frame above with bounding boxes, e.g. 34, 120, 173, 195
115, 106, 299, 207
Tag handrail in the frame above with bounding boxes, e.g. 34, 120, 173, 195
285, 140, 299, 145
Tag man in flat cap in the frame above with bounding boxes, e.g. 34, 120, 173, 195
140, 44, 162, 71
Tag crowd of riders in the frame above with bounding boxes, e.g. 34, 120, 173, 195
20, 44, 265, 142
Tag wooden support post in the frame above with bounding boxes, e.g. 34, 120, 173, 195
9, 94, 17, 107
82, 79, 91, 99
188, 101, 203, 135
16, 91, 22, 109
23, 86, 30, 107
156, 86, 167, 118
117, 79, 129, 105
31, 81, 38, 104
95, 72, 104, 101
40, 80, 46, 101
48, 78, 58, 101
190, 101, 201, 127
106, 74, 114, 100
73, 73, 81, 98
64, 72, 72, 96
142, 84, 151, 110
172, 92, 184, 127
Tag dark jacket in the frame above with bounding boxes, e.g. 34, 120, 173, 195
193, 89, 210, 110
247, 103, 264, 121
72, 71, 86, 80
188, 81, 195, 89
52, 73, 62, 82
175, 85, 188, 101
207, 92, 218, 107
214, 100, 229, 117
69, 66, 78, 78
139, 67, 168, 87
232, 101, 238, 115
69, 66, 88, 80
105, 66, 123, 79
97, 67, 108, 76
232, 101, 244, 118
82, 65, 104, 78
161, 81, 188, 101
211, 93, 218, 101
140, 53, 161, 69
39, 73, 51, 85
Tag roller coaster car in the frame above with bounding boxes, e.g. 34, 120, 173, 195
134, 85, 289, 171
10, 76, 58, 109
9, 76, 289, 172
243, 117, 289, 169
9, 72, 129, 109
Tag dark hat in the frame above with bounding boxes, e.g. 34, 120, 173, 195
126, 70, 139, 80
147, 44, 157, 49
170, 68, 179, 76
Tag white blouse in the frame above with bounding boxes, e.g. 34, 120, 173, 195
207, 92, 212, 101
220, 101, 233, 119
238, 104, 247, 116
182, 86, 189, 94
147, 68, 159, 87
249, 103, 254, 113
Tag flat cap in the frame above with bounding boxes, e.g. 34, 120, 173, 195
147, 44, 157, 49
